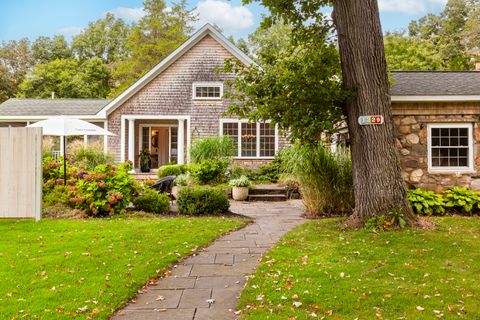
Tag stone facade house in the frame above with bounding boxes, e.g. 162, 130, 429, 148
391, 71, 480, 191
0, 24, 286, 170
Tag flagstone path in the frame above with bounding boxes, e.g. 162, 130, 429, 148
112, 201, 305, 320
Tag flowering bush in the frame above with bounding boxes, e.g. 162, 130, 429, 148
72, 162, 136, 216
42, 159, 138, 216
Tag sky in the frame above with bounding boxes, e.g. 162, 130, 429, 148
0, 0, 448, 42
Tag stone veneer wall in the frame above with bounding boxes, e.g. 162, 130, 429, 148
392, 102, 480, 192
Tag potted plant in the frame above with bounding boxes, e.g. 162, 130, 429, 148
172, 174, 189, 199
229, 175, 251, 201
138, 149, 151, 173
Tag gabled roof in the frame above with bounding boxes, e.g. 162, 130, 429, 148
96, 23, 255, 118
0, 98, 111, 118
391, 71, 480, 101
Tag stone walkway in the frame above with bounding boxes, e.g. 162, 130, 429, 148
112, 201, 305, 320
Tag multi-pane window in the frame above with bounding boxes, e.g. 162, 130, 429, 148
429, 124, 472, 170
222, 122, 238, 151
241, 123, 257, 157
260, 123, 276, 157
221, 121, 277, 158
193, 83, 222, 99
142, 127, 149, 150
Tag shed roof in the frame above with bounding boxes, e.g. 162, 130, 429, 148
0, 98, 111, 117
390, 71, 480, 96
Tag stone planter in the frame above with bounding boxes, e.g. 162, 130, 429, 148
172, 186, 182, 199
232, 186, 249, 201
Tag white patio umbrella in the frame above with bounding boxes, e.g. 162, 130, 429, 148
28, 117, 115, 185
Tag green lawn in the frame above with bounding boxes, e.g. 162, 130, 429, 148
0, 216, 248, 319
239, 217, 480, 319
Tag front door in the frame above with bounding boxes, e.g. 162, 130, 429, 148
151, 127, 170, 167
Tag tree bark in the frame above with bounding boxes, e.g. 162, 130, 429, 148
332, 0, 416, 225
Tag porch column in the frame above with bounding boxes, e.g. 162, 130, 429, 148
128, 119, 135, 165
60, 136, 65, 156
178, 119, 185, 164
103, 120, 108, 154
83, 135, 88, 147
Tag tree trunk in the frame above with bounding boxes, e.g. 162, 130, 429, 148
332, 0, 416, 225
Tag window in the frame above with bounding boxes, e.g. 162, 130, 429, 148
260, 123, 276, 157
193, 83, 223, 99
221, 121, 277, 158
428, 123, 473, 172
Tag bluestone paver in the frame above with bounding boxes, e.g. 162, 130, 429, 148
112, 201, 304, 320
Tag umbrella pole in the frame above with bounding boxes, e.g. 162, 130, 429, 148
63, 135, 67, 186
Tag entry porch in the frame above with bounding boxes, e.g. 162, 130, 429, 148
120, 115, 190, 170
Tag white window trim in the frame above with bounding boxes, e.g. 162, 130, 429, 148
192, 82, 223, 100
427, 123, 475, 174
219, 119, 278, 159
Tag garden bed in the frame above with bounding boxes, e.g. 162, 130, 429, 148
238, 217, 480, 319
0, 216, 248, 319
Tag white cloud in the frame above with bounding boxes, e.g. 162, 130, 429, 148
58, 26, 83, 37
106, 7, 145, 23
194, 0, 254, 32
378, 0, 447, 15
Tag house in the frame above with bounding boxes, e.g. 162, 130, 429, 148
1, 24, 479, 190
0, 24, 287, 170
390, 71, 480, 192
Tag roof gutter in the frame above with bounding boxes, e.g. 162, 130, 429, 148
391, 95, 480, 102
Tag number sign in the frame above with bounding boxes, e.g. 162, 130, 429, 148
358, 115, 384, 126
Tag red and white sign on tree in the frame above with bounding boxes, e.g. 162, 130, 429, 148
358, 115, 384, 125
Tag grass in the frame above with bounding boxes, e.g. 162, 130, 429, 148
0, 216, 248, 319
238, 217, 480, 319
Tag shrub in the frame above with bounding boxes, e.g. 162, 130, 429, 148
174, 174, 191, 187
190, 158, 230, 185
158, 164, 188, 178
69, 141, 114, 170
284, 143, 354, 216
444, 187, 480, 214
229, 175, 251, 188
177, 186, 230, 215
72, 162, 137, 216
133, 189, 170, 213
407, 188, 446, 215
190, 136, 235, 163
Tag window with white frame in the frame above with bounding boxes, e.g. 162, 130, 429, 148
221, 121, 277, 158
192, 83, 223, 99
428, 123, 473, 172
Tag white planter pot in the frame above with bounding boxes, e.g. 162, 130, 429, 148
232, 187, 249, 201
172, 186, 182, 199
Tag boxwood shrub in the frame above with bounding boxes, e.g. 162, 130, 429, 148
177, 186, 230, 215
158, 164, 188, 178
133, 189, 170, 214
190, 158, 230, 185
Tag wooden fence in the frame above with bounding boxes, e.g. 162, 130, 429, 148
0, 127, 42, 220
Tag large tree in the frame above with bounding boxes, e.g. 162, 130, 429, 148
111, 0, 196, 95
333, 0, 414, 225
31, 35, 72, 64
228, 0, 415, 225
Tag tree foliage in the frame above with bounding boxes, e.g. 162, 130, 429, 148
32, 35, 72, 64
223, 20, 349, 142
19, 57, 109, 98
0, 38, 34, 102
386, 0, 480, 70
72, 13, 130, 65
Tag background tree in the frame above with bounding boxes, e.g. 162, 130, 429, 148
384, 32, 442, 70
72, 13, 130, 65
19, 57, 109, 98
31, 35, 71, 64
0, 38, 33, 102
111, 0, 196, 95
